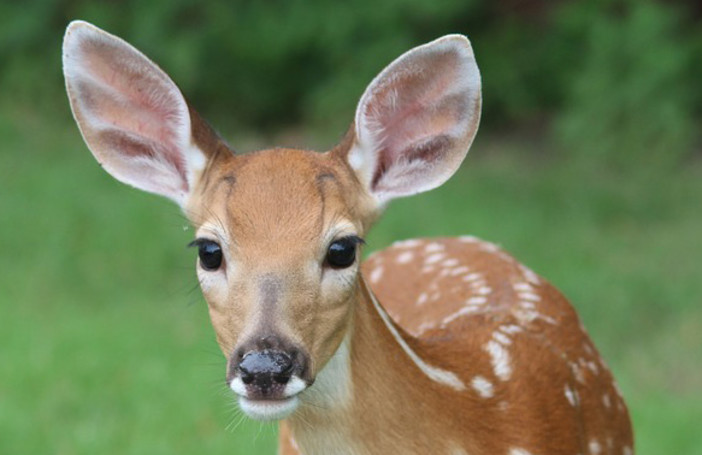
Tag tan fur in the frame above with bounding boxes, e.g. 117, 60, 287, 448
185, 147, 377, 382
277, 239, 634, 455
185, 144, 632, 454
63, 22, 633, 455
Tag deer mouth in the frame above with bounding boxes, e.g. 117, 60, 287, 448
237, 394, 301, 421
230, 374, 308, 420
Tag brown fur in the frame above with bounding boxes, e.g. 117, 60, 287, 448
186, 143, 632, 454
277, 239, 633, 455
64, 22, 633, 454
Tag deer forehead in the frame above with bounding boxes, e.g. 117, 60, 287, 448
190, 147, 368, 261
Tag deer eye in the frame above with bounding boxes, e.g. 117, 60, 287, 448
326, 236, 363, 269
189, 239, 223, 271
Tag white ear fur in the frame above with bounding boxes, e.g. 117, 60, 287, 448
62, 20, 207, 206
347, 35, 481, 204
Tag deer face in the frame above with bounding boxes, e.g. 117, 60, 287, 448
186, 148, 374, 419
63, 20, 480, 420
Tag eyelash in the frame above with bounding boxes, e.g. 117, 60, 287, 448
187, 237, 365, 249
186, 236, 366, 267
337, 235, 365, 247
187, 238, 216, 249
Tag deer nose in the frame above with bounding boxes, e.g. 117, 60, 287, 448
238, 350, 294, 387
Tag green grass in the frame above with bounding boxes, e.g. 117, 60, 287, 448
1, 111, 701, 454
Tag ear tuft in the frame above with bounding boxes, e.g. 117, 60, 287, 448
346, 34, 482, 204
63, 20, 209, 206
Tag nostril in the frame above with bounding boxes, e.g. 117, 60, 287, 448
238, 361, 254, 384
240, 371, 255, 385
273, 374, 290, 384
238, 350, 294, 387
273, 361, 293, 384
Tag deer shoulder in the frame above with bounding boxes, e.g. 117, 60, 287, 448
361, 236, 633, 454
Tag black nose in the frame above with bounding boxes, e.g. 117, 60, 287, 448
238, 349, 293, 387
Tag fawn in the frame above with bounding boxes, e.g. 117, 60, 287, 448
63, 20, 633, 455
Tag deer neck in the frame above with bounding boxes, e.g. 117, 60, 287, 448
287, 277, 468, 455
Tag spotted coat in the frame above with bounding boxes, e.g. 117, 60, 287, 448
282, 236, 633, 455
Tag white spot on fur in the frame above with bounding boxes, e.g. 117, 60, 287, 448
396, 251, 414, 264
603, 393, 611, 408
425, 253, 445, 264
369, 266, 384, 284
509, 448, 533, 455
421, 265, 436, 274
513, 308, 538, 324
572, 363, 586, 384
449, 266, 470, 276
512, 282, 533, 292
416, 292, 428, 305
441, 258, 459, 267
589, 439, 602, 455
492, 331, 511, 346
622, 446, 633, 455
518, 292, 541, 302
466, 296, 487, 305
462, 272, 482, 282
500, 324, 523, 335
478, 241, 500, 252
459, 235, 479, 243
585, 361, 598, 376
425, 242, 445, 252
485, 340, 511, 381
476, 286, 492, 295
564, 384, 578, 406
471, 376, 494, 398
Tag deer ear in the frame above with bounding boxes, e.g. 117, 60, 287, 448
343, 35, 481, 204
62, 20, 217, 207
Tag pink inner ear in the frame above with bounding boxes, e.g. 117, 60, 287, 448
360, 46, 476, 194
74, 36, 188, 186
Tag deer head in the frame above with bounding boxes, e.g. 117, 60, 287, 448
62, 20, 481, 420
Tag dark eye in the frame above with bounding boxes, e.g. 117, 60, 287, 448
190, 239, 223, 271
326, 237, 362, 269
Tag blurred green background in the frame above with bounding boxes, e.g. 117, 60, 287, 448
1, 0, 701, 453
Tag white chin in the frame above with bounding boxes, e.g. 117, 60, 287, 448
238, 395, 300, 421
